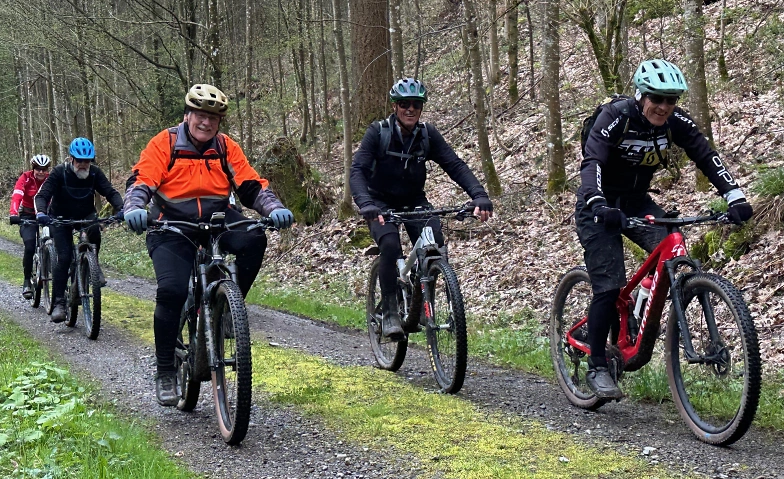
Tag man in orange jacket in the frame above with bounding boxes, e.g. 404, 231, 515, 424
123, 83, 294, 406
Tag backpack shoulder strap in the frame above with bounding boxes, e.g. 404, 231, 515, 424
167, 127, 178, 171
216, 133, 237, 191
419, 122, 430, 158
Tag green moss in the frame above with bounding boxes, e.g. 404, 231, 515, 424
338, 226, 373, 254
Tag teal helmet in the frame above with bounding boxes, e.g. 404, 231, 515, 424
389, 78, 428, 103
633, 59, 688, 96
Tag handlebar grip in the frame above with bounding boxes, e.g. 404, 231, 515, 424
9, 216, 21, 225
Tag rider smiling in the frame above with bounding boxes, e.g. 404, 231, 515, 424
350, 78, 493, 340
577, 59, 753, 399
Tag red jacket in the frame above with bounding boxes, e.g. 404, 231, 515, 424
10, 170, 47, 216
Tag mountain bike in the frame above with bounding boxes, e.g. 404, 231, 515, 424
550, 212, 760, 446
150, 213, 273, 445
10, 218, 55, 311
52, 218, 116, 340
365, 206, 472, 394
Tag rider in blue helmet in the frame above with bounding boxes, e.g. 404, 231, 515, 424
35, 137, 124, 323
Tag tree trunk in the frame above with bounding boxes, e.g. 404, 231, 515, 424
464, 0, 502, 197
390, 0, 405, 79
333, 0, 355, 218
208, 0, 222, 87
718, 0, 729, 81
49, 51, 65, 163
245, 0, 254, 157
524, 0, 536, 100
506, 0, 520, 104
684, 0, 713, 192
45, 50, 58, 160
414, 0, 423, 78
542, 0, 566, 194
349, 0, 392, 134
14, 47, 29, 163
488, 0, 500, 85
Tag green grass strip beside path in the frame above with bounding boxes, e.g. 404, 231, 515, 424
0, 315, 194, 478
0, 249, 689, 478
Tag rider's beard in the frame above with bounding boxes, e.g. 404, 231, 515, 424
74, 168, 90, 180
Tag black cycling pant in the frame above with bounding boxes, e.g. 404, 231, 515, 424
147, 208, 267, 372
19, 213, 37, 280
367, 197, 444, 297
51, 215, 101, 303
575, 195, 667, 361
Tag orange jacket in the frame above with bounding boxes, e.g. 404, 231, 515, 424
125, 123, 283, 221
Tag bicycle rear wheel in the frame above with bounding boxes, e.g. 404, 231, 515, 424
78, 252, 102, 340
210, 281, 252, 445
41, 243, 56, 315
424, 259, 467, 394
176, 297, 201, 412
366, 257, 407, 371
550, 267, 606, 410
665, 273, 760, 446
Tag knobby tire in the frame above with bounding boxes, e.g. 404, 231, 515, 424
211, 281, 252, 445
42, 243, 56, 315
79, 252, 102, 340
550, 267, 606, 410
176, 297, 201, 412
30, 248, 42, 308
366, 257, 407, 371
665, 273, 760, 446
425, 259, 467, 394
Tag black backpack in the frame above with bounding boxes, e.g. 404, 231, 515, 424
376, 119, 430, 164
580, 94, 634, 158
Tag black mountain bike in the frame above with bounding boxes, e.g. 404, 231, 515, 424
51, 218, 116, 340
10, 218, 55, 311
150, 213, 273, 445
365, 206, 472, 394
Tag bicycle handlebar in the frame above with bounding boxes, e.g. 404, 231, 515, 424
148, 217, 275, 232
625, 211, 729, 229
381, 205, 474, 221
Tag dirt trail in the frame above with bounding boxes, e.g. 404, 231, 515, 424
0, 236, 781, 478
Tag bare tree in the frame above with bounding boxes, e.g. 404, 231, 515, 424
333, 0, 355, 217
542, 0, 566, 194
464, 0, 502, 197
390, 0, 405, 79
244, 0, 254, 158
506, 0, 520, 103
488, 0, 501, 85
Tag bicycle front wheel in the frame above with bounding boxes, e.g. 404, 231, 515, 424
550, 267, 606, 410
366, 258, 407, 371
30, 250, 42, 308
665, 273, 761, 446
424, 259, 467, 394
41, 243, 56, 315
176, 298, 201, 412
78, 252, 102, 340
210, 281, 252, 445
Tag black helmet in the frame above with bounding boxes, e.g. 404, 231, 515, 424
389, 78, 428, 103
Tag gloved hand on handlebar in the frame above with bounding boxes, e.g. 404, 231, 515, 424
469, 196, 493, 222
125, 208, 148, 234
113, 209, 125, 221
591, 200, 626, 232
36, 213, 52, 226
359, 204, 382, 223
9, 215, 20, 225
269, 208, 294, 229
727, 198, 753, 225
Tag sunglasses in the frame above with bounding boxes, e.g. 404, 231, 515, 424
72, 157, 93, 164
647, 94, 679, 105
396, 100, 424, 111
33, 166, 49, 172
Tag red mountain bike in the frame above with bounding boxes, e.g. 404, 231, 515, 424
550, 212, 760, 446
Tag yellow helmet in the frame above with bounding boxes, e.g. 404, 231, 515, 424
185, 84, 228, 117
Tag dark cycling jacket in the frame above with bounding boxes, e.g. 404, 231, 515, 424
579, 100, 742, 206
34, 163, 123, 219
350, 114, 488, 208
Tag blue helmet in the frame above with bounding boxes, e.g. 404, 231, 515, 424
69, 137, 95, 160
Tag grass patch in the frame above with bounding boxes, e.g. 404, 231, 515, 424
470, 310, 553, 378
0, 316, 193, 479
251, 342, 685, 479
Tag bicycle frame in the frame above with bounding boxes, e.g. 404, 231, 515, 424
566, 215, 708, 371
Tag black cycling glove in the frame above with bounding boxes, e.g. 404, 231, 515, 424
591, 200, 626, 231
727, 199, 753, 225
470, 196, 493, 213
359, 204, 382, 222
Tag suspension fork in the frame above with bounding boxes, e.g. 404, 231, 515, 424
666, 257, 714, 363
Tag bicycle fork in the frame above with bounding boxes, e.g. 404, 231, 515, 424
666, 257, 723, 365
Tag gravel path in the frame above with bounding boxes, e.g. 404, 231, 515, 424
0, 236, 781, 478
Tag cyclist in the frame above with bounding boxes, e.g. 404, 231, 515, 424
350, 78, 493, 341
577, 59, 753, 399
10, 154, 51, 299
35, 138, 124, 323
123, 83, 294, 406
